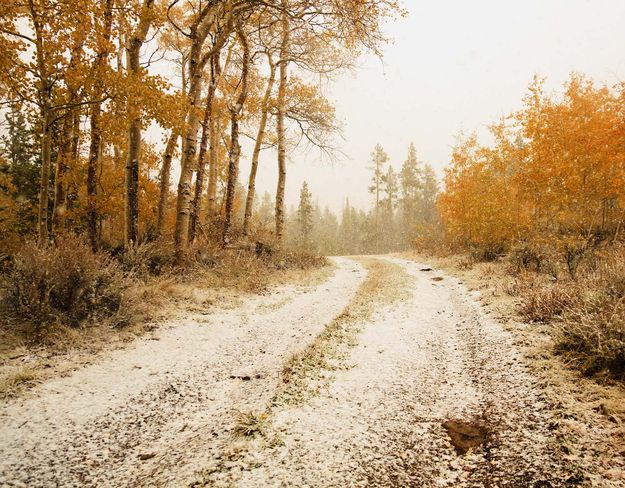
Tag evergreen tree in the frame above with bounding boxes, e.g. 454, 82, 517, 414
297, 181, 314, 249
256, 191, 275, 228
368, 144, 389, 212
422, 163, 439, 225
399, 142, 424, 245
0, 105, 41, 235
382, 165, 398, 214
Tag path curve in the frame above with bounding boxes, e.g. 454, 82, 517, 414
0, 257, 366, 487
225, 256, 576, 487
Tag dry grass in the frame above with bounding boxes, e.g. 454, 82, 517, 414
233, 411, 272, 438
413, 244, 625, 382
0, 237, 331, 399
516, 281, 579, 323
1, 236, 127, 334
0, 366, 38, 399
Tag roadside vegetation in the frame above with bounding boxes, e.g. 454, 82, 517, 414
0, 0, 401, 395
0, 234, 327, 398
423, 74, 625, 383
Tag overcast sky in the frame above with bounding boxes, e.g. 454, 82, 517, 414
166, 0, 625, 214
247, 0, 625, 213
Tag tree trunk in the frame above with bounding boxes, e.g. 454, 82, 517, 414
66, 109, 80, 213
156, 130, 179, 237
189, 53, 220, 243
222, 26, 250, 245
124, 42, 142, 247
205, 115, 221, 224
174, 42, 205, 257
30, 0, 51, 244
275, 2, 290, 246
52, 115, 71, 230
87, 106, 102, 250
123, 0, 154, 248
243, 58, 276, 236
37, 103, 52, 244
86, 0, 113, 250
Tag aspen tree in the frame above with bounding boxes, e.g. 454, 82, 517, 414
124, 0, 156, 247
86, 0, 114, 250
275, 0, 289, 246
172, 0, 234, 257
243, 52, 276, 236
223, 23, 251, 244
156, 130, 179, 237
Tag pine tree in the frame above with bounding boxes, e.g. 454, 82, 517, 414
369, 144, 389, 212
421, 164, 439, 224
399, 142, 423, 244
297, 181, 314, 249
0, 105, 41, 235
1, 106, 40, 205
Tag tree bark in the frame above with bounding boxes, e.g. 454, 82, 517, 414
206, 115, 222, 224
222, 25, 250, 245
52, 115, 71, 229
275, 2, 290, 246
86, 0, 113, 250
37, 102, 52, 244
87, 106, 102, 250
174, 42, 205, 256
123, 0, 154, 248
156, 130, 179, 237
243, 57, 276, 236
173, 4, 233, 259
66, 109, 80, 213
189, 52, 221, 243
29, 0, 52, 245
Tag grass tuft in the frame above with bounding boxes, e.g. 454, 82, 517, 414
233, 411, 271, 438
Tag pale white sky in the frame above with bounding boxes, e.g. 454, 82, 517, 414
162, 0, 625, 214
247, 0, 625, 213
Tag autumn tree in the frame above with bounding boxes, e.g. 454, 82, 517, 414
123, 0, 158, 247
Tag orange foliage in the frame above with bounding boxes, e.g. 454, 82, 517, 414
438, 74, 625, 255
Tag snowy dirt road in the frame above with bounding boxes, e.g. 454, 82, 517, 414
0, 256, 597, 487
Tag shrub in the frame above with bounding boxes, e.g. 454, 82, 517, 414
557, 300, 625, 379
555, 246, 625, 378
0, 236, 127, 334
272, 250, 328, 270
115, 241, 177, 277
469, 243, 505, 263
510, 244, 543, 272
516, 282, 579, 323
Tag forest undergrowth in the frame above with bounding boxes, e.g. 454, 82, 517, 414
0, 234, 328, 398
408, 244, 625, 424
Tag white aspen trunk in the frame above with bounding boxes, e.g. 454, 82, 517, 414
243, 58, 276, 236
222, 25, 250, 244
275, 1, 290, 247
156, 130, 179, 237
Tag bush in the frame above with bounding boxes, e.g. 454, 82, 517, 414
516, 282, 579, 323
510, 244, 544, 273
271, 250, 328, 270
469, 243, 505, 263
115, 241, 177, 277
555, 245, 625, 378
557, 300, 625, 378
0, 236, 127, 333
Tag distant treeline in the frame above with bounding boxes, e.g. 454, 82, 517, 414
281, 143, 439, 255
